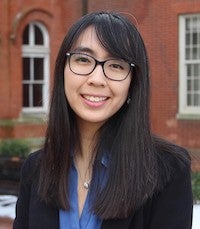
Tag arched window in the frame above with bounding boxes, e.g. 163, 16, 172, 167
22, 21, 49, 113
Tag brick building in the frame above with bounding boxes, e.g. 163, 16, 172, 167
0, 0, 200, 151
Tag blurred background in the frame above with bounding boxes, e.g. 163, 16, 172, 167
0, 0, 200, 228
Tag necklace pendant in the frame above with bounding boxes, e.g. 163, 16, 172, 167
83, 181, 90, 189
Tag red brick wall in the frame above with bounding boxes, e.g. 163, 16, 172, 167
87, 0, 200, 150
0, 0, 82, 138
139, 0, 200, 149
0, 0, 199, 150
0, 0, 82, 118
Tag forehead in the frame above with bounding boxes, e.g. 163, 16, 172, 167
71, 26, 104, 52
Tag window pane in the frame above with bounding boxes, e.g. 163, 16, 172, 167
34, 25, 44, 45
33, 84, 43, 107
186, 18, 190, 31
192, 47, 198, 59
34, 58, 44, 80
187, 79, 192, 91
187, 93, 192, 106
194, 64, 199, 76
192, 17, 198, 31
23, 25, 29, 44
193, 32, 198, 45
23, 84, 29, 107
186, 33, 190, 45
194, 93, 200, 106
23, 58, 30, 80
186, 47, 190, 59
187, 64, 192, 77
193, 79, 199, 91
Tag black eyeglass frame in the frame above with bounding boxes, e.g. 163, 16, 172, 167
66, 52, 135, 81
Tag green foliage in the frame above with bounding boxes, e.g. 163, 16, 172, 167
0, 139, 30, 157
192, 172, 200, 203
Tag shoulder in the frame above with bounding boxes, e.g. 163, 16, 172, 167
27, 149, 41, 162
154, 135, 191, 169
21, 149, 42, 182
23, 149, 41, 169
153, 136, 191, 190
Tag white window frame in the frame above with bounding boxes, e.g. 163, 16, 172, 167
22, 21, 50, 113
178, 14, 200, 118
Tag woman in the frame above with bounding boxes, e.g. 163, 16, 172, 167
13, 11, 193, 228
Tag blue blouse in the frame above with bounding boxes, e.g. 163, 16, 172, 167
59, 156, 108, 229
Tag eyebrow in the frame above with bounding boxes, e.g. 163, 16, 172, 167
72, 47, 95, 55
72, 46, 117, 60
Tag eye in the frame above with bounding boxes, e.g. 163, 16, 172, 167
107, 60, 127, 72
72, 54, 92, 65
110, 63, 124, 70
75, 57, 90, 63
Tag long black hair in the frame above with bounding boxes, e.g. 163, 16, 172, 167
38, 11, 190, 219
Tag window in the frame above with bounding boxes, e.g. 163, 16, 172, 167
179, 14, 200, 117
22, 22, 49, 113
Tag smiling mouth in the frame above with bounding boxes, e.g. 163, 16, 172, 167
83, 95, 108, 102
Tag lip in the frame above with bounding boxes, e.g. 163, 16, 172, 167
81, 94, 109, 107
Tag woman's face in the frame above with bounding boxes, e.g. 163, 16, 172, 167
64, 26, 131, 127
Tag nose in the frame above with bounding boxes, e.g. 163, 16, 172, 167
86, 64, 107, 87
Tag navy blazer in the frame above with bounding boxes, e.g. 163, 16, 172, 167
13, 150, 193, 229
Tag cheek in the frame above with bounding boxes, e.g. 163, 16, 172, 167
64, 68, 85, 103
125, 78, 131, 96
64, 69, 74, 101
117, 80, 131, 101
111, 82, 131, 113
119, 88, 129, 106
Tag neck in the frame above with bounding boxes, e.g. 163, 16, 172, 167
74, 118, 103, 189
77, 118, 102, 160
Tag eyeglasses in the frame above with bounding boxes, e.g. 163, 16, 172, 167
66, 52, 135, 81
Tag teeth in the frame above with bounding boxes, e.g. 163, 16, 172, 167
84, 95, 107, 102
